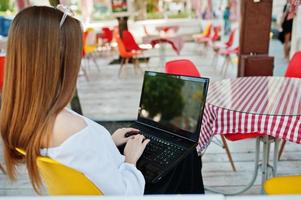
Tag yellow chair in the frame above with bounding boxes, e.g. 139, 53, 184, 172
16, 148, 103, 195
84, 28, 98, 55
193, 23, 212, 41
264, 175, 301, 194
82, 27, 100, 79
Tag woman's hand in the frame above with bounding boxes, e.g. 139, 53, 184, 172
111, 128, 140, 146
124, 134, 150, 165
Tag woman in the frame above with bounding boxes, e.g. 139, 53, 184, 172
279, 2, 293, 59
223, 5, 231, 35
0, 6, 204, 195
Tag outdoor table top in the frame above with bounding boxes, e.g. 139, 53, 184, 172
142, 35, 184, 55
156, 25, 179, 33
198, 76, 301, 151
207, 76, 301, 116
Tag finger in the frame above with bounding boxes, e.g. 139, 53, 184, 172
126, 128, 141, 135
142, 139, 150, 147
140, 139, 150, 151
128, 128, 140, 132
133, 135, 140, 140
138, 135, 145, 143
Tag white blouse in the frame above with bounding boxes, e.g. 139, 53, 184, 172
40, 110, 145, 195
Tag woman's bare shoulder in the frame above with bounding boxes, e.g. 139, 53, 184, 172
49, 110, 87, 148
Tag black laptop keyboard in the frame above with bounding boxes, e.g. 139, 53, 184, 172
131, 124, 189, 182
141, 131, 185, 167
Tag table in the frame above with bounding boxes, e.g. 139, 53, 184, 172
143, 35, 184, 67
142, 35, 184, 55
156, 25, 179, 33
142, 35, 184, 66
199, 76, 301, 194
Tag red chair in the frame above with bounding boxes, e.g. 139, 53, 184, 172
284, 51, 301, 78
211, 29, 237, 67
165, 59, 201, 77
165, 59, 236, 171
115, 36, 141, 76
100, 27, 113, 43
0, 56, 5, 90
278, 51, 301, 160
122, 30, 144, 51
212, 28, 236, 54
218, 46, 239, 77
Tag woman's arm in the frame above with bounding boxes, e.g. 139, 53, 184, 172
47, 125, 146, 195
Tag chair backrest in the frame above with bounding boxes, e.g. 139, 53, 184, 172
165, 59, 201, 77
16, 148, 103, 195
285, 51, 301, 78
116, 37, 132, 58
82, 31, 89, 57
101, 27, 113, 43
0, 56, 4, 90
122, 30, 140, 51
83, 28, 98, 55
85, 28, 97, 45
264, 175, 301, 194
225, 29, 236, 47
211, 26, 221, 42
202, 23, 212, 38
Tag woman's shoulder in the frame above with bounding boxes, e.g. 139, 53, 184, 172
49, 109, 88, 148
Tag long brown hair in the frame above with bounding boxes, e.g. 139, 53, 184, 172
0, 6, 83, 193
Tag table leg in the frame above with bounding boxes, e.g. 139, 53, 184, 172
159, 42, 166, 67
261, 135, 271, 194
272, 138, 280, 176
205, 137, 261, 195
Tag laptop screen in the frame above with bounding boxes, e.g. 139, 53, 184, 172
138, 71, 209, 142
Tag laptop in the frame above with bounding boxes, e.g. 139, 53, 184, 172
131, 71, 209, 183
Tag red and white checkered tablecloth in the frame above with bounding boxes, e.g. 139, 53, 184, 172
198, 77, 301, 151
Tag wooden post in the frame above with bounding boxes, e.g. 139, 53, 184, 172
238, 0, 274, 77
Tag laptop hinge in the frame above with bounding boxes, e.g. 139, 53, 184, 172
134, 120, 197, 143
